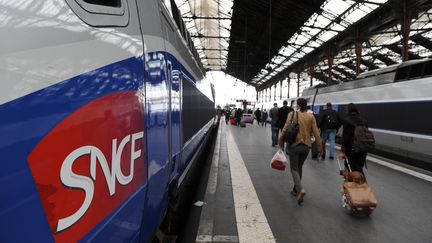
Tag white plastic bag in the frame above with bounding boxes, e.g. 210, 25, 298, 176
271, 150, 287, 171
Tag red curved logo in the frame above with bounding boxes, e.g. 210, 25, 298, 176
27, 92, 146, 242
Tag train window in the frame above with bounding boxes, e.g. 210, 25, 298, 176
395, 67, 410, 81
65, 0, 129, 26
181, 19, 187, 38
83, 0, 121, 7
187, 32, 192, 49
409, 63, 424, 79
423, 60, 432, 77
170, 0, 182, 32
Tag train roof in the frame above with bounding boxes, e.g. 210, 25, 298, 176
303, 58, 432, 97
356, 63, 400, 79
398, 58, 432, 68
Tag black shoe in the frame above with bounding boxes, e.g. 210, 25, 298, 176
321, 156, 325, 160
329, 156, 334, 160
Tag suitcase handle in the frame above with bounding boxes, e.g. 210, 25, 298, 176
345, 158, 352, 172
337, 158, 352, 172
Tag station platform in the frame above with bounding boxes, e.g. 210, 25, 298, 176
193, 119, 432, 243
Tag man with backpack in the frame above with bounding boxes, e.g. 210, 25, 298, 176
318, 102, 341, 160
278, 100, 293, 132
339, 103, 375, 180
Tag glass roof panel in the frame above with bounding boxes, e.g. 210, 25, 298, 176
304, 27, 321, 36
323, 0, 351, 15
315, 15, 332, 27
275, 66, 285, 72
294, 34, 309, 45
318, 31, 337, 42
359, 3, 378, 13
272, 56, 286, 64
250, 0, 401, 85
308, 41, 321, 48
305, 13, 319, 26
175, 0, 233, 70
302, 46, 314, 54
331, 23, 345, 32
281, 46, 295, 56
410, 41, 432, 57
344, 8, 368, 23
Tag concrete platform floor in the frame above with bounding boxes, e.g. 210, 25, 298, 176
193, 120, 432, 243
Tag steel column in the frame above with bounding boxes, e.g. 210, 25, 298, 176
287, 76, 290, 99
309, 65, 314, 87
279, 80, 283, 100
402, 0, 410, 61
297, 72, 300, 97
328, 47, 333, 84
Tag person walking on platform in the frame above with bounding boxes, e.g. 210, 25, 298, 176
254, 108, 262, 125
278, 100, 293, 132
278, 98, 322, 205
339, 103, 369, 181
262, 109, 268, 127
235, 108, 242, 126
225, 109, 231, 124
270, 103, 279, 146
318, 102, 341, 160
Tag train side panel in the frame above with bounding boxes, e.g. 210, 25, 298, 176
0, 0, 148, 242
137, 0, 213, 241
310, 78, 432, 164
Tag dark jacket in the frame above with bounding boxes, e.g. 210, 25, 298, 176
262, 111, 268, 121
318, 108, 341, 130
235, 109, 242, 119
254, 109, 261, 119
269, 107, 279, 126
278, 106, 293, 129
341, 113, 366, 155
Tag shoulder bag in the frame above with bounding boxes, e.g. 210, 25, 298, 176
285, 111, 299, 145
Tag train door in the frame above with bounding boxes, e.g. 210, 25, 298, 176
159, 1, 183, 187
135, 0, 173, 241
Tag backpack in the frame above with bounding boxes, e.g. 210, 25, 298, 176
351, 119, 375, 153
326, 111, 339, 129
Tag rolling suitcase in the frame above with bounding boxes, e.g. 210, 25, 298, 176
230, 117, 235, 125
337, 158, 378, 216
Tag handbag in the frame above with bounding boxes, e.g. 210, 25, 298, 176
285, 111, 299, 145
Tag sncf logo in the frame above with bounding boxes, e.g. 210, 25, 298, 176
57, 131, 143, 232
27, 92, 146, 242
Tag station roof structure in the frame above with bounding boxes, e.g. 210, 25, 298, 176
174, 0, 432, 90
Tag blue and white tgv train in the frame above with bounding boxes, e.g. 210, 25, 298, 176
302, 58, 432, 168
0, 0, 215, 242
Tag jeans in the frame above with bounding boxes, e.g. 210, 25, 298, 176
288, 144, 310, 192
321, 129, 336, 158
271, 124, 279, 146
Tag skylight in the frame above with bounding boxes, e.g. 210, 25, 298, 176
175, 0, 234, 71
253, 0, 391, 84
